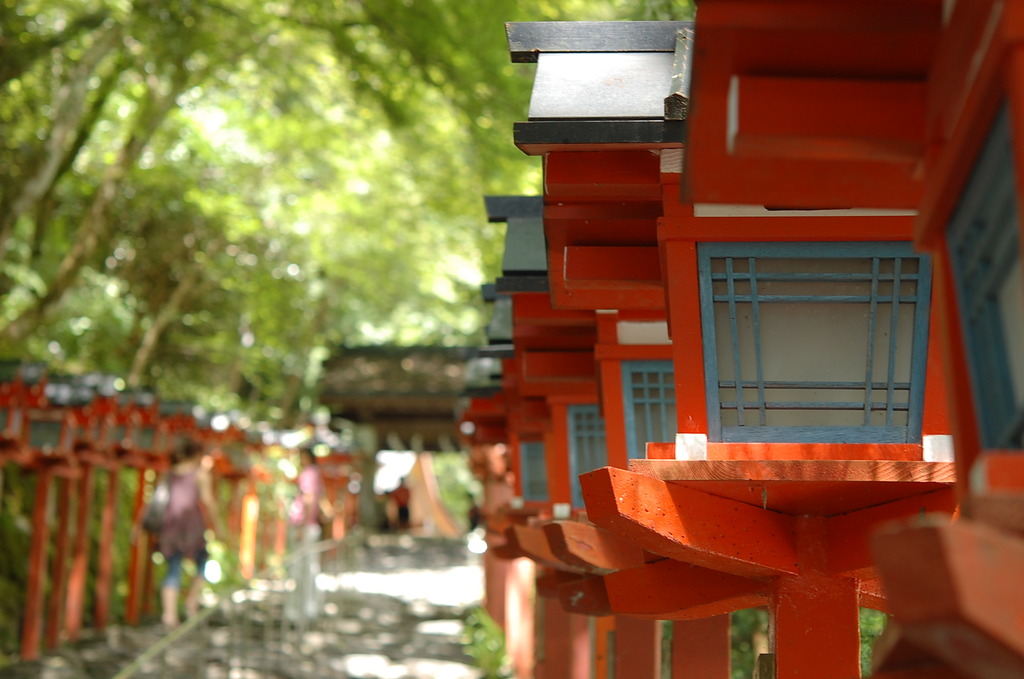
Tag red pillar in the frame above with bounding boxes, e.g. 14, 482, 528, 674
124, 467, 147, 625
537, 595, 575, 679
65, 465, 94, 641
239, 483, 259, 579
44, 476, 73, 649
770, 516, 861, 679
506, 557, 535, 679
141, 532, 157, 617
94, 467, 119, 630
614, 616, 660, 679
594, 616, 614, 679
21, 468, 53, 660
672, 616, 731, 678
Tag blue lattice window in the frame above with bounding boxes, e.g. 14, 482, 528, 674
698, 241, 932, 443
947, 104, 1024, 448
519, 440, 549, 502
568, 404, 607, 507
622, 360, 677, 459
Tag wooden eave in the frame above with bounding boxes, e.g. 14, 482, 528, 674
683, 0, 943, 210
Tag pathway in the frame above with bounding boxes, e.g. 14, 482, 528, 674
0, 533, 486, 679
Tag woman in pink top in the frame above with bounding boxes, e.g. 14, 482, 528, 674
286, 447, 331, 620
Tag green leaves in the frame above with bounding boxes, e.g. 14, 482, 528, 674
0, 0, 689, 423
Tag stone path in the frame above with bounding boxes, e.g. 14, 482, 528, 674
0, 533, 486, 679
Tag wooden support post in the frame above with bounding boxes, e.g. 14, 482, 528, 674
239, 483, 259, 579
94, 467, 119, 631
65, 464, 94, 641
614, 615, 660, 679
44, 476, 73, 649
506, 557, 536, 679
537, 594, 578, 679
568, 609, 592, 679
124, 467, 147, 625
228, 476, 242, 536
274, 510, 287, 557
21, 468, 53, 661
671, 616, 731, 678
770, 517, 861, 679
593, 616, 614, 679
141, 532, 156, 617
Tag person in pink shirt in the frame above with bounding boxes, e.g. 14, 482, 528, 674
286, 447, 331, 620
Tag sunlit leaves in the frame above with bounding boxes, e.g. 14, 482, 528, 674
0, 0, 690, 423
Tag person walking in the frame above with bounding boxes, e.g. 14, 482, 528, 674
388, 477, 411, 532
287, 447, 331, 620
136, 438, 223, 628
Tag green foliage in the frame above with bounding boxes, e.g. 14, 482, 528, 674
730, 607, 890, 677
860, 608, 888, 676
462, 605, 512, 679
0, 466, 33, 666
731, 608, 769, 678
431, 451, 481, 531
0, 0, 692, 426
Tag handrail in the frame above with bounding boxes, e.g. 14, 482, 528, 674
111, 531, 361, 679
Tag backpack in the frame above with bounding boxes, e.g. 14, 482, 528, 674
142, 477, 170, 533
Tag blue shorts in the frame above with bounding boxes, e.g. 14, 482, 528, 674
162, 549, 208, 589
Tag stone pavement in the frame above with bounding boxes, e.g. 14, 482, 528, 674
0, 532, 487, 679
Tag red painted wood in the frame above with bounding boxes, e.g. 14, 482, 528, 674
874, 519, 1024, 678
507, 557, 536, 679
595, 344, 672, 361
659, 212, 915, 242
604, 559, 767, 620
930, 246, 981, 503
543, 520, 646, 573
535, 597, 569, 679
124, 468, 147, 625
684, 0, 937, 209
142, 532, 157, 618
563, 246, 661, 287
770, 516, 861, 679
628, 459, 954, 515
614, 615, 660, 679
671, 616, 731, 678
922, 285, 952, 438
915, 1, 1009, 248
557, 574, 611, 616
521, 351, 596, 382
64, 464, 94, 641
770, 572, 860, 678
731, 76, 926, 163
660, 239, 708, 435
544, 150, 662, 202
21, 468, 52, 661
647, 441, 930, 462
826, 487, 956, 578
239, 488, 259, 579
93, 467, 119, 631
581, 466, 799, 577
513, 524, 582, 573
593, 616, 614, 679
546, 402, 572, 505
598, 358, 629, 469
44, 476, 72, 649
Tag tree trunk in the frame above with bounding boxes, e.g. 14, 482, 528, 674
0, 22, 124, 256
126, 265, 203, 388
1, 60, 191, 342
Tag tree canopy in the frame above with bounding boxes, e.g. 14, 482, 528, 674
0, 0, 692, 424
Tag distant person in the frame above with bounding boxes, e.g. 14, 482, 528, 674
135, 438, 223, 628
388, 477, 411, 531
287, 447, 331, 620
